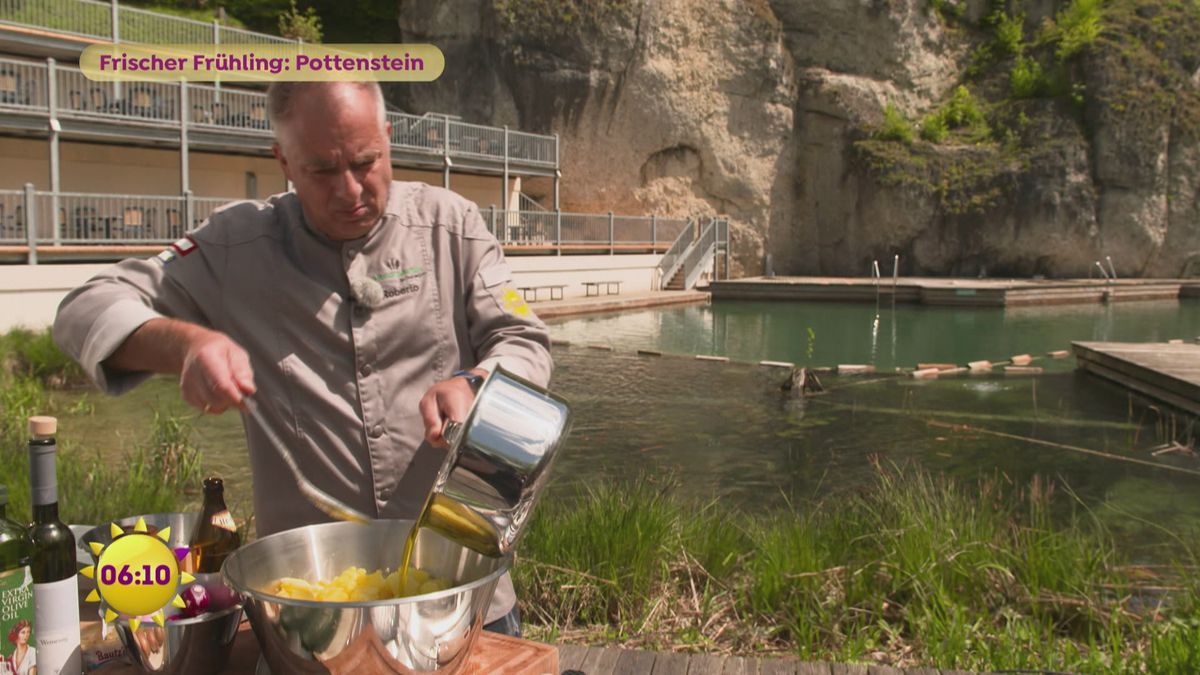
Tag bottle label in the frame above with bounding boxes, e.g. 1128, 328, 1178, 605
210, 510, 236, 533
33, 576, 81, 674
0, 567, 35, 673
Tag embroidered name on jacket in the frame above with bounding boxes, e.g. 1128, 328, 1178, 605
383, 283, 421, 299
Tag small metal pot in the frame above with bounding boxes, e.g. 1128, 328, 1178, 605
428, 366, 571, 557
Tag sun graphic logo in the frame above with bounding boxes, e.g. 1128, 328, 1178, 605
79, 517, 196, 630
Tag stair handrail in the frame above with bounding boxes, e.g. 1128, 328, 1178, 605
517, 193, 550, 212
656, 218, 697, 289
678, 218, 719, 290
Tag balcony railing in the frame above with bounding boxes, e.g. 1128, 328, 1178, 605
482, 208, 690, 251
0, 0, 298, 46
0, 187, 690, 263
0, 57, 560, 168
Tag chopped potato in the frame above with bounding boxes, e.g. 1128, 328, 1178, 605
271, 566, 453, 602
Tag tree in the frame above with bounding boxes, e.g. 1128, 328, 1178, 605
278, 0, 322, 42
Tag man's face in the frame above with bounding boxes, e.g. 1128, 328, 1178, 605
273, 86, 393, 241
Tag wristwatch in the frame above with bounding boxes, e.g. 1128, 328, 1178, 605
452, 369, 485, 392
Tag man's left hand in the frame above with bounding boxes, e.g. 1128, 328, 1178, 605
419, 369, 486, 446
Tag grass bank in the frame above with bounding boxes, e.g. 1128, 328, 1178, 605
0, 328, 202, 525
514, 463, 1200, 673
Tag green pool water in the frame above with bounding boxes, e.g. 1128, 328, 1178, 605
50, 298, 1200, 558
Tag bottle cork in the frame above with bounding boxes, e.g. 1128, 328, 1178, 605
28, 415, 57, 436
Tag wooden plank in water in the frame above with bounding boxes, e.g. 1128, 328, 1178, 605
650, 651, 691, 675
1073, 341, 1200, 417
757, 656, 804, 674
722, 655, 759, 674
613, 649, 659, 674
578, 646, 622, 674
686, 653, 730, 674
558, 644, 590, 672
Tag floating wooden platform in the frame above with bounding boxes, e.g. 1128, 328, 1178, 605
1072, 341, 1200, 417
557, 644, 972, 674
711, 277, 1192, 307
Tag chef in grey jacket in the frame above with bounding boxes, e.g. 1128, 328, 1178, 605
52, 81, 551, 635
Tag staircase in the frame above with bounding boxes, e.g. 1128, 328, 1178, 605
665, 267, 687, 290
655, 218, 728, 290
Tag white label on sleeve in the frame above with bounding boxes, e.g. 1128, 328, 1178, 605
34, 576, 82, 674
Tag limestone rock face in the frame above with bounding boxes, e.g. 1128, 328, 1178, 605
395, 0, 1200, 278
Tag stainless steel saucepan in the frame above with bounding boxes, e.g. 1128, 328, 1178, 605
428, 366, 572, 557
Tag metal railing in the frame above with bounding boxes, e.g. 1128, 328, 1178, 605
655, 217, 729, 289
679, 219, 719, 290
0, 0, 298, 45
482, 209, 689, 250
0, 57, 560, 166
517, 193, 549, 212
0, 187, 233, 251
656, 220, 697, 288
0, 187, 698, 263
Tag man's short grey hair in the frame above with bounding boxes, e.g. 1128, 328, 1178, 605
267, 81, 387, 142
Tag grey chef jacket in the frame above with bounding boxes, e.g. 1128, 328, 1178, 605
53, 181, 552, 622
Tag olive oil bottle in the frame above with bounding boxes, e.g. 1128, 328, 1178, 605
0, 483, 35, 675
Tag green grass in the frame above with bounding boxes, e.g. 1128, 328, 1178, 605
514, 463, 1200, 671
2, 0, 257, 42
0, 328, 202, 525
0, 327, 84, 385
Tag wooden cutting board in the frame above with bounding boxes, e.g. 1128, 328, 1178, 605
93, 621, 558, 674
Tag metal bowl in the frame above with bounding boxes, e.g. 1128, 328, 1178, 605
222, 520, 511, 675
116, 604, 243, 674
79, 512, 198, 563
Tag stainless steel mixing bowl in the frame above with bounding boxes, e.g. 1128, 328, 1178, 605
222, 520, 511, 675
81, 512, 244, 674
116, 604, 243, 674
79, 512, 198, 562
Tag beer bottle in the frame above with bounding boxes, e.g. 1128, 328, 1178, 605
187, 477, 240, 574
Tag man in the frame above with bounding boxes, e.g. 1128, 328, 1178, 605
53, 81, 551, 635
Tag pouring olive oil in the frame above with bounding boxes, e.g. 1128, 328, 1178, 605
397, 366, 571, 592
398, 493, 499, 591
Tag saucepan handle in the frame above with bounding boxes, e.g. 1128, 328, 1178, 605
442, 419, 464, 448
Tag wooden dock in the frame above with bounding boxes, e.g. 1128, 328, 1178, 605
711, 277, 1190, 307
556, 644, 972, 674
1072, 341, 1200, 417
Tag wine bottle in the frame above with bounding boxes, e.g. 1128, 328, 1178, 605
28, 415, 81, 675
0, 483, 35, 675
187, 477, 240, 574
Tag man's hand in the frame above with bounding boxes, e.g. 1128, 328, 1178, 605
105, 318, 256, 414
419, 369, 485, 446
180, 330, 256, 414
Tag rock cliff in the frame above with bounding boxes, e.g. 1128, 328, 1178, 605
394, 0, 1200, 278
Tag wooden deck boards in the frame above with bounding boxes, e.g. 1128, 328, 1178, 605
711, 276, 1188, 307
1072, 341, 1200, 417
554, 645, 972, 674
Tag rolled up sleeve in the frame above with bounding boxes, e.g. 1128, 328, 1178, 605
460, 208, 552, 386
53, 245, 218, 395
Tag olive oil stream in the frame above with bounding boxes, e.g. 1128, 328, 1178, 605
398, 493, 501, 591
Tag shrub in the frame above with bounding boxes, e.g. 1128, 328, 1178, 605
921, 86, 991, 143
993, 10, 1026, 57
1010, 56, 1046, 98
876, 104, 914, 144
1050, 0, 1104, 61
